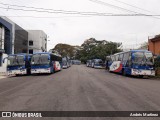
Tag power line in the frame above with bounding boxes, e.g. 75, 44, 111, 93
1, 14, 160, 19
0, 15, 94, 18
0, 2, 160, 18
89, 0, 142, 14
88, 0, 160, 19
0, 6, 117, 16
111, 0, 156, 14
0, 2, 114, 16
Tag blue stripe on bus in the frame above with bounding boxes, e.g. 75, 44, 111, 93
7, 66, 25, 70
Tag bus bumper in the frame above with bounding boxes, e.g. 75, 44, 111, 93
8, 69, 27, 76
31, 68, 51, 74
94, 66, 104, 69
62, 66, 68, 69
131, 69, 155, 76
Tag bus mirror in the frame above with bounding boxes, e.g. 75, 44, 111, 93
2, 59, 5, 63
3, 57, 7, 63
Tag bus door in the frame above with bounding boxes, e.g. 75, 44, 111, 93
122, 52, 132, 75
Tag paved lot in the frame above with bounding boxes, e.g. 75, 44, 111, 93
0, 65, 160, 120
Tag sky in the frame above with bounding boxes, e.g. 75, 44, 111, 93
0, 0, 160, 50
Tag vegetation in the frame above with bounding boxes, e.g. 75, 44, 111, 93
155, 56, 160, 76
51, 38, 122, 63
138, 42, 148, 50
75, 38, 122, 63
155, 56, 160, 67
51, 44, 75, 58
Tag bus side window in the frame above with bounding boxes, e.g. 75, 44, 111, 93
112, 56, 115, 61
115, 55, 119, 61
123, 52, 130, 67
128, 53, 132, 67
119, 54, 123, 61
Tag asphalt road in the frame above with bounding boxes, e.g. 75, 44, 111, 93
0, 65, 160, 120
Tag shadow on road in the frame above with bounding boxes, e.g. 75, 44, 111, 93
105, 70, 160, 81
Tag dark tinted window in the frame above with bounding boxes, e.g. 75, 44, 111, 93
29, 49, 33, 54
29, 40, 33, 46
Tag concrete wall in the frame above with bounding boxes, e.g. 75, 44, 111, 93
28, 30, 47, 53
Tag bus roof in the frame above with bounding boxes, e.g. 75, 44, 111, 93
32, 52, 62, 57
92, 59, 102, 60
110, 50, 152, 56
8, 53, 32, 56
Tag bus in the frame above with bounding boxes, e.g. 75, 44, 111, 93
5, 53, 32, 76
106, 50, 155, 77
31, 52, 62, 74
72, 60, 81, 65
86, 60, 92, 67
91, 59, 104, 68
62, 57, 69, 69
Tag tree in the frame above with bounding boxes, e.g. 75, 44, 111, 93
138, 42, 148, 50
52, 43, 75, 57
76, 38, 122, 63
51, 38, 122, 63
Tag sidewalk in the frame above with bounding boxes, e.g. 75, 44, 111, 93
0, 73, 7, 79
0, 76, 7, 79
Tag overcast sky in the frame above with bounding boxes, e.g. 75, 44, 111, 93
0, 0, 160, 50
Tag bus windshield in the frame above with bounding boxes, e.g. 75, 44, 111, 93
62, 60, 67, 65
7, 55, 25, 66
95, 59, 103, 64
144, 52, 154, 65
31, 54, 49, 65
132, 52, 154, 65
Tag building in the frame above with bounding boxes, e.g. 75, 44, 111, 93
0, 17, 29, 74
28, 30, 47, 54
0, 17, 28, 55
148, 35, 160, 55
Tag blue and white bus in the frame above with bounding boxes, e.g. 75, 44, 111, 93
62, 57, 68, 69
31, 52, 62, 74
91, 59, 104, 68
62, 57, 71, 69
106, 50, 155, 77
5, 53, 32, 76
86, 60, 92, 67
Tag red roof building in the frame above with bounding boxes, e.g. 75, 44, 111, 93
148, 35, 160, 55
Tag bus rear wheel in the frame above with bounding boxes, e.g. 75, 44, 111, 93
122, 69, 126, 76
